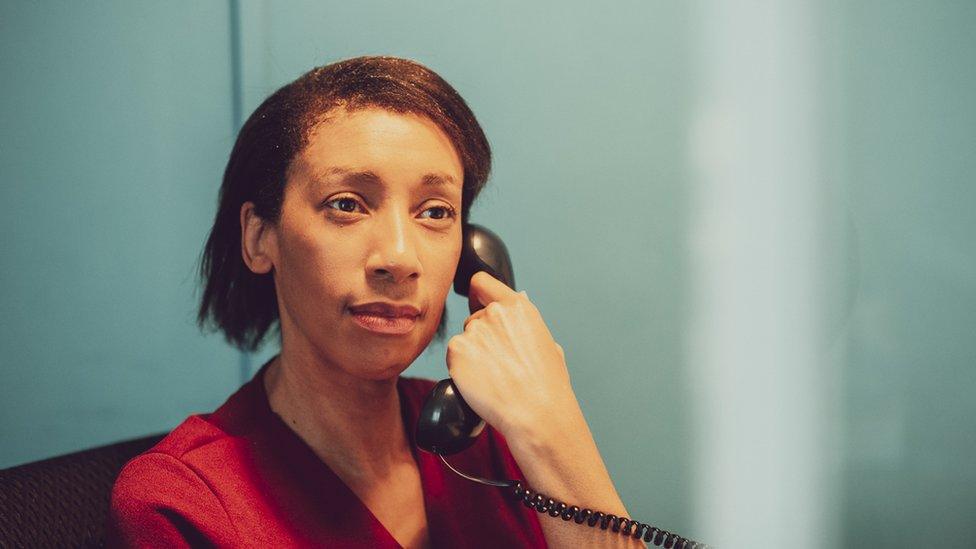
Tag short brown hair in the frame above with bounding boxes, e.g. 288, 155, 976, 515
197, 56, 492, 351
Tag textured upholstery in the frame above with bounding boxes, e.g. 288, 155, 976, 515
0, 434, 166, 548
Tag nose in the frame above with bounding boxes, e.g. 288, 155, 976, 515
366, 207, 422, 284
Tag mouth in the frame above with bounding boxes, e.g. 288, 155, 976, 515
347, 302, 421, 336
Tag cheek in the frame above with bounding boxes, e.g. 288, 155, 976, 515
427, 232, 462, 282
278, 227, 359, 308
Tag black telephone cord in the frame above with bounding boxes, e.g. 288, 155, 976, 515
438, 455, 709, 548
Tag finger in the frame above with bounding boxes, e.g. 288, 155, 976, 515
468, 270, 518, 310
462, 307, 487, 331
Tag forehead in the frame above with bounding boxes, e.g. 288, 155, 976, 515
290, 107, 464, 190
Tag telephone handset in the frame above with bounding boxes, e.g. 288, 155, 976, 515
414, 223, 708, 549
415, 223, 515, 456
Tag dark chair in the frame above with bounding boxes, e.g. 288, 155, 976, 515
0, 434, 166, 548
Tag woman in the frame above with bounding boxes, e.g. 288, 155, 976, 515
108, 56, 642, 548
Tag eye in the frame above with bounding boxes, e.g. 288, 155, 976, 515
324, 196, 365, 214
419, 204, 457, 221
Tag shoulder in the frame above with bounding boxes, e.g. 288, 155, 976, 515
113, 368, 267, 481
112, 415, 226, 503
109, 366, 290, 546
111, 409, 250, 503
112, 411, 234, 477
111, 449, 218, 511
108, 447, 239, 547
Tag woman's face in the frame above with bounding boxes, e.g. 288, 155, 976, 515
266, 107, 464, 380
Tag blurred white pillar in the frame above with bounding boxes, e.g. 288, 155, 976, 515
687, 1, 834, 547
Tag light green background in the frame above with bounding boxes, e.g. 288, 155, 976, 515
1, 2, 973, 547
824, 1, 976, 546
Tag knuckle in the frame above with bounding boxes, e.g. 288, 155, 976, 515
463, 310, 483, 330
447, 334, 463, 352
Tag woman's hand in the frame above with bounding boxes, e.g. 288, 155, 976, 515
445, 270, 578, 440
448, 272, 645, 549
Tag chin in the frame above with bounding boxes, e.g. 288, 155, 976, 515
349, 344, 426, 381
354, 359, 414, 381
340, 318, 438, 380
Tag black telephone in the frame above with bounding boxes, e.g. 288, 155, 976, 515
414, 223, 708, 549
415, 223, 515, 456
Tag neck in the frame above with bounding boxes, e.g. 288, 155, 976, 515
264, 348, 414, 482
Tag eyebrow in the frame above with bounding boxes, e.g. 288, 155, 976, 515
316, 166, 458, 191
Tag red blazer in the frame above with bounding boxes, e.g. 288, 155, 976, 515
107, 361, 547, 548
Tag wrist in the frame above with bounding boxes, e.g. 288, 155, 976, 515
500, 400, 630, 517
499, 392, 587, 458
502, 401, 595, 483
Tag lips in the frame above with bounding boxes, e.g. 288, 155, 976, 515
348, 302, 421, 318
348, 302, 421, 335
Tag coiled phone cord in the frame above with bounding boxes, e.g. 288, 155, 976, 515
438, 455, 709, 548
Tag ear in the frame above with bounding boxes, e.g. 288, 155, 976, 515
240, 201, 277, 274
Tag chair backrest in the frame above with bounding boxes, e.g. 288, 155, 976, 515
0, 434, 166, 548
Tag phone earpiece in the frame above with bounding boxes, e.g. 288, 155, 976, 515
416, 223, 516, 455
452, 224, 516, 301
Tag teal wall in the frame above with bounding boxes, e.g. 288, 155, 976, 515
825, 1, 976, 546
0, 2, 242, 466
